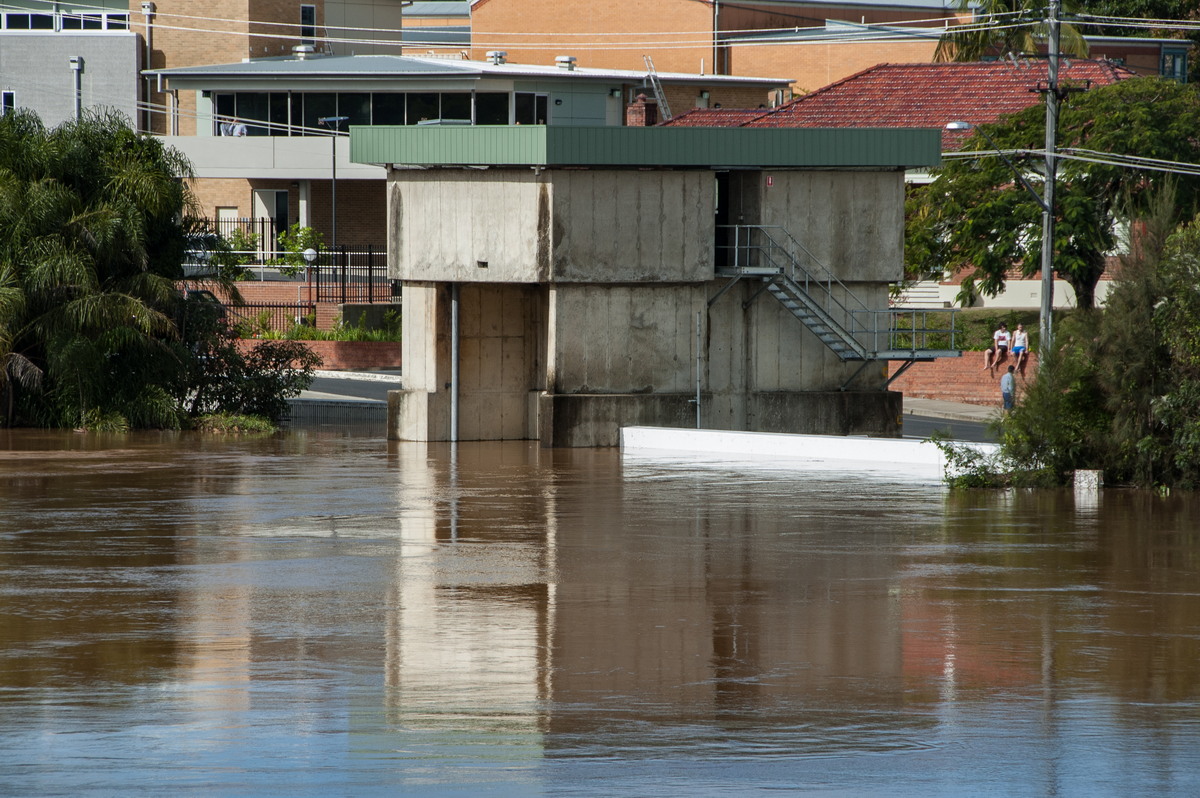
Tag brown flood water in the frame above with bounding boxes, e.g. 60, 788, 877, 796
1, 428, 1199, 796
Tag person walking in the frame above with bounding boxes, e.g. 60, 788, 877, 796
1000, 365, 1016, 411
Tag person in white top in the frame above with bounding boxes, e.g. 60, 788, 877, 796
1011, 323, 1029, 371
984, 322, 1010, 372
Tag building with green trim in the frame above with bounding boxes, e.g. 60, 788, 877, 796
354, 125, 947, 446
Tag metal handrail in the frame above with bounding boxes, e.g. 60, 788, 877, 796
718, 225, 960, 358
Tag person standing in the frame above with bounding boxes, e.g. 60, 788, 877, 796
984, 322, 1010, 372
1000, 365, 1016, 411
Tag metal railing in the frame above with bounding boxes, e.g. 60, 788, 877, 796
225, 302, 317, 335
314, 246, 396, 304
717, 225, 958, 357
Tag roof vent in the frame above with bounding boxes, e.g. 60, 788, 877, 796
555, 55, 576, 70
292, 44, 316, 60
486, 50, 507, 65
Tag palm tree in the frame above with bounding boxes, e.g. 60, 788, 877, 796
934, 0, 1088, 62
0, 109, 194, 427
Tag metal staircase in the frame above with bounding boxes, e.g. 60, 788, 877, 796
711, 225, 960, 384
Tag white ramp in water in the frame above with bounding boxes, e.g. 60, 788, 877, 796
620, 426, 998, 481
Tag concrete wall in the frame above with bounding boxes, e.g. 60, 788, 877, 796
389, 168, 714, 284
389, 170, 549, 283
549, 284, 702, 394
550, 171, 714, 282
747, 170, 907, 283
0, 32, 140, 128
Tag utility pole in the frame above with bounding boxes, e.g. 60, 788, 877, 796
1039, 0, 1061, 357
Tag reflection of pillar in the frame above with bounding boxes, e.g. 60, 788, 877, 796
383, 442, 550, 750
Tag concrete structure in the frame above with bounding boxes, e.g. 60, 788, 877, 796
354, 125, 945, 447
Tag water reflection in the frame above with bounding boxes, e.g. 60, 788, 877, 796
1, 430, 1199, 795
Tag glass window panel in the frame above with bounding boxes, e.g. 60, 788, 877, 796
269, 93, 289, 135
338, 93, 371, 126
372, 93, 406, 125
290, 93, 304, 133
214, 93, 236, 134
31, 13, 54, 29
108, 14, 129, 30
235, 93, 270, 136
408, 93, 438, 124
301, 4, 316, 42
474, 93, 509, 125
514, 93, 535, 125
536, 95, 548, 125
441, 93, 471, 121
302, 93, 337, 132
62, 14, 83, 29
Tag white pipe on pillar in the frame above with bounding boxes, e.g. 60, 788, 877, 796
68, 56, 83, 121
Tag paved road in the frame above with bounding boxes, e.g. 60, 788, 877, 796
902, 414, 994, 443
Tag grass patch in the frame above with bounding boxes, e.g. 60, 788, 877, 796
951, 308, 1075, 351
192, 414, 276, 433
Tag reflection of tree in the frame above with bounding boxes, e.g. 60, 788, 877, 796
920, 490, 1200, 704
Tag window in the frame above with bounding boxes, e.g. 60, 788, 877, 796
407, 93, 439, 124
441, 93, 471, 122
515, 93, 548, 125
1162, 49, 1188, 83
475, 93, 509, 125
301, 4, 316, 45
372, 94, 406, 125
339, 92, 371, 126
1, 91, 14, 116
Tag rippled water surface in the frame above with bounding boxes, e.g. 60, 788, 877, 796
2, 429, 1199, 796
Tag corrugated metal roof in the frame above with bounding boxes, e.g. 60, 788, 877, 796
350, 125, 941, 168
148, 54, 788, 86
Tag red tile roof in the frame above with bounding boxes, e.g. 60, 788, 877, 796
662, 108, 770, 127
662, 60, 1136, 148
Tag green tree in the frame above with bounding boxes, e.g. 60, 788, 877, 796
907, 77, 1200, 309
934, 0, 1088, 62
0, 109, 313, 429
946, 200, 1200, 489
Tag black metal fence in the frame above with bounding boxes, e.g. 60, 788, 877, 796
314, 246, 396, 304
225, 302, 318, 334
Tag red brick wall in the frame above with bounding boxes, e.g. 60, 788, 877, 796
889, 353, 1038, 407
188, 281, 348, 329
237, 340, 401, 371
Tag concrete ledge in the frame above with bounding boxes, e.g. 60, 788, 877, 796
621, 426, 999, 480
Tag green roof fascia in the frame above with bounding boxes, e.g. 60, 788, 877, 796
350, 125, 942, 169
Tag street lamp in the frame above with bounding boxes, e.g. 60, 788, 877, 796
302, 246, 318, 311
946, 120, 1055, 357
317, 115, 349, 253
